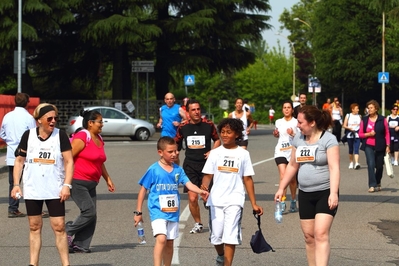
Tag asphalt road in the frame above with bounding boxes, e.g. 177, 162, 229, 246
1, 127, 399, 266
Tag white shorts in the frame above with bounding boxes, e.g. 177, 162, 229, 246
209, 205, 243, 245
151, 219, 179, 240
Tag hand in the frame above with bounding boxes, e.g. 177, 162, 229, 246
156, 122, 162, 128
246, 128, 251, 135
59, 186, 71, 202
274, 189, 284, 202
11, 186, 22, 200
273, 128, 279, 138
328, 193, 339, 210
252, 205, 263, 216
172, 121, 180, 126
107, 179, 115, 192
200, 190, 209, 201
134, 215, 143, 227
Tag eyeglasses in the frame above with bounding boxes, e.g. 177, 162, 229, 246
91, 120, 104, 124
393, 109, 398, 111
46, 116, 58, 122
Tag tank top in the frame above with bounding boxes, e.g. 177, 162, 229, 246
232, 109, 248, 141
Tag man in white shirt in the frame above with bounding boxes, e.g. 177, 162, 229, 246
0, 93, 36, 218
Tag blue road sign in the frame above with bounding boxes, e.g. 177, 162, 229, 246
184, 75, 195, 86
378, 72, 389, 83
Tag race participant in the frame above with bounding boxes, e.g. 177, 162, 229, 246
175, 99, 220, 234
293, 93, 307, 119
156, 92, 187, 137
273, 101, 298, 213
228, 98, 254, 149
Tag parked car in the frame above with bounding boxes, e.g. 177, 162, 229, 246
66, 106, 155, 141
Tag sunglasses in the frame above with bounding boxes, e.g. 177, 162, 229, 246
46, 116, 58, 122
393, 109, 398, 111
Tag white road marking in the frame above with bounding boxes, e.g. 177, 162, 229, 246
175, 157, 274, 264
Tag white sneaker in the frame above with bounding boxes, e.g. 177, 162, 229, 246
189, 223, 203, 234
394, 161, 398, 166
348, 162, 354, 169
355, 163, 361, 169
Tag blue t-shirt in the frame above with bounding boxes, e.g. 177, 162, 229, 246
160, 104, 181, 137
139, 162, 190, 222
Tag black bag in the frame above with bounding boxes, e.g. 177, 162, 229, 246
250, 211, 275, 254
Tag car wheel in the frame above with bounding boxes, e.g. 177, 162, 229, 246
135, 128, 150, 141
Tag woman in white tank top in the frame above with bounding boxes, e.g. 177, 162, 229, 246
228, 98, 254, 149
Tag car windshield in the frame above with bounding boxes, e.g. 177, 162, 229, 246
100, 108, 127, 119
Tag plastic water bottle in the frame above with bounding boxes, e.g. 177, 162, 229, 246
137, 221, 146, 244
275, 200, 283, 223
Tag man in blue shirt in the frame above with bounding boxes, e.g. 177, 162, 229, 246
0, 93, 36, 218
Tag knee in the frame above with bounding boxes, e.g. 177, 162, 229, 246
188, 193, 198, 205
29, 221, 43, 233
303, 233, 315, 245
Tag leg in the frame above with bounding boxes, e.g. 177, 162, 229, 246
300, 219, 316, 266
364, 146, 377, 188
8, 166, 19, 213
50, 216, 70, 266
28, 215, 43, 266
162, 240, 174, 266
313, 214, 334, 266
224, 244, 236, 266
375, 151, 385, 187
153, 234, 167, 266
66, 180, 98, 249
188, 190, 201, 224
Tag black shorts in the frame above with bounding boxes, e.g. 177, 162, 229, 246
298, 189, 338, 219
25, 199, 65, 217
236, 139, 249, 147
275, 157, 288, 165
183, 160, 206, 193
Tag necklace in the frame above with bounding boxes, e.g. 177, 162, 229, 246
159, 159, 172, 166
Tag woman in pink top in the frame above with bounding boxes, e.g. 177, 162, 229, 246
66, 109, 115, 253
359, 100, 390, 193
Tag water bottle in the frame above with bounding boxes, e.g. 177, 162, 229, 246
275, 200, 283, 224
137, 221, 146, 244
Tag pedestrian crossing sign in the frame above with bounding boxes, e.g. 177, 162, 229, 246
184, 75, 195, 86
378, 72, 389, 83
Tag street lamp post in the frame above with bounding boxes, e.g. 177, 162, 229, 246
275, 34, 296, 101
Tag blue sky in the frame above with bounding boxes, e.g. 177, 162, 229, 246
263, 0, 299, 54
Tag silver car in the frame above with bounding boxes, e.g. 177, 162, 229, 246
66, 106, 156, 141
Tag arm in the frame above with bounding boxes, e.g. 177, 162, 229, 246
157, 108, 163, 128
243, 176, 263, 215
60, 149, 74, 202
200, 173, 213, 192
274, 146, 300, 201
327, 145, 340, 210
185, 181, 209, 201
179, 107, 187, 122
71, 138, 85, 157
342, 114, 349, 131
102, 164, 115, 192
246, 113, 254, 135
134, 186, 147, 226
384, 119, 390, 153
228, 112, 233, 118
11, 155, 25, 199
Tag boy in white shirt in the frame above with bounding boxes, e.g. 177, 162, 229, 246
201, 118, 263, 266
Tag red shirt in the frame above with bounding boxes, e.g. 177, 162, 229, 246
73, 131, 106, 183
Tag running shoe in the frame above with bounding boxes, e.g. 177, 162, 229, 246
394, 161, 398, 166
72, 244, 91, 253
348, 162, 354, 169
189, 223, 203, 234
216, 255, 224, 266
290, 200, 297, 213
281, 201, 286, 213
354, 163, 360, 170
368, 187, 375, 193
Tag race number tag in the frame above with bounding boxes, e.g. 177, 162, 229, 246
389, 120, 398, 127
33, 149, 56, 164
187, 135, 206, 149
279, 141, 292, 151
159, 194, 179, 212
295, 146, 317, 163
217, 156, 240, 173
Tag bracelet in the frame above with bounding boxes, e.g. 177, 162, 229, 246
13, 184, 20, 187
134, 211, 142, 216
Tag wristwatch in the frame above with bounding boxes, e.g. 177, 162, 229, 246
63, 184, 72, 189
134, 211, 142, 216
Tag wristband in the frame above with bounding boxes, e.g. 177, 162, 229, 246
134, 211, 142, 216
63, 184, 72, 189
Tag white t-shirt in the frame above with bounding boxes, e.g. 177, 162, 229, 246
202, 145, 254, 207
346, 113, 361, 138
269, 109, 275, 117
232, 110, 248, 141
274, 117, 299, 160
